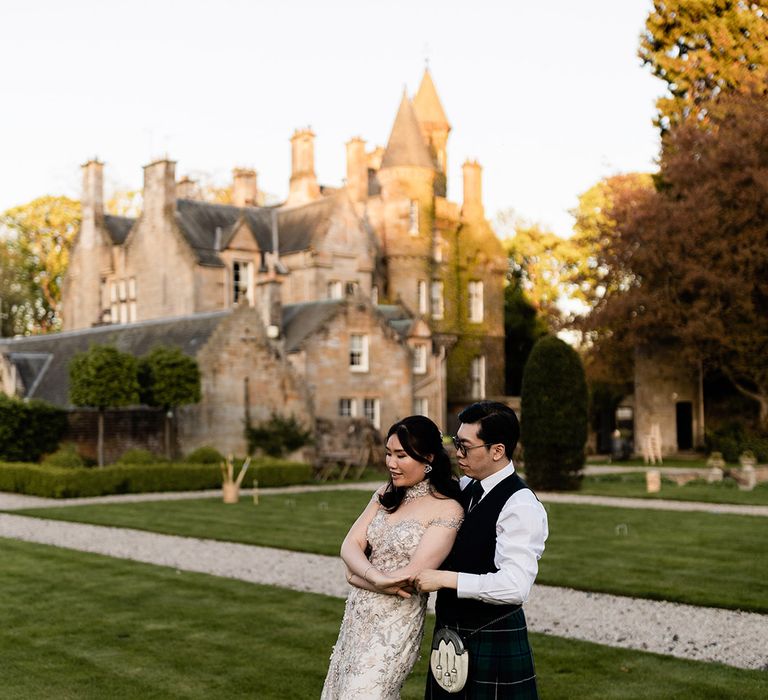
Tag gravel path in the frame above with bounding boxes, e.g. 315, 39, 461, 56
1, 512, 766, 671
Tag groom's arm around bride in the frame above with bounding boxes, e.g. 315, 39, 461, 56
414, 401, 548, 699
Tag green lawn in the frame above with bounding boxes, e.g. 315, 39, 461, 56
1, 537, 765, 699
13, 491, 768, 612
573, 472, 768, 505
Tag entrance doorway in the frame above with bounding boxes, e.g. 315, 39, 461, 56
676, 402, 693, 450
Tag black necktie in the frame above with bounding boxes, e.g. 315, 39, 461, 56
467, 479, 484, 512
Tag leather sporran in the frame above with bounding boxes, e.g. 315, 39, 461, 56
430, 627, 469, 693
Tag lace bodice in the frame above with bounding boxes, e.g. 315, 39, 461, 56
367, 506, 463, 573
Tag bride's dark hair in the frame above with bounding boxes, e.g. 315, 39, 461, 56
379, 415, 461, 512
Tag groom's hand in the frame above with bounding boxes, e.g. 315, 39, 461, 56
412, 569, 458, 593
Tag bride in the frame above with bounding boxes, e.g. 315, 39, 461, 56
322, 415, 464, 699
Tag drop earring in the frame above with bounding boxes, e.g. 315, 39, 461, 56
424, 464, 433, 474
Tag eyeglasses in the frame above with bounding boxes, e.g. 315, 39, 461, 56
451, 436, 494, 457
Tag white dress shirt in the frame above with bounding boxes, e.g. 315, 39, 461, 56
455, 461, 548, 605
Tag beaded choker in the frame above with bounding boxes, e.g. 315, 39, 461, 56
402, 479, 432, 503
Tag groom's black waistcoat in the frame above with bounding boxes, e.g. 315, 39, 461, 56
436, 472, 530, 627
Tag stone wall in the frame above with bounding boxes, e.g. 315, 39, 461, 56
178, 306, 312, 456
301, 300, 413, 434
65, 408, 168, 463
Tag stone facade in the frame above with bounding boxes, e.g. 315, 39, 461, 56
4, 69, 507, 453
633, 346, 705, 456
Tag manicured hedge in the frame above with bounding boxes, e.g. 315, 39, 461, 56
0, 458, 314, 498
0, 395, 67, 462
250, 458, 314, 487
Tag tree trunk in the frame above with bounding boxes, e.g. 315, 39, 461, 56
164, 409, 172, 460
97, 409, 105, 467
759, 398, 768, 432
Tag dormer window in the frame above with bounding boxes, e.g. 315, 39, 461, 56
409, 200, 419, 235
233, 261, 252, 305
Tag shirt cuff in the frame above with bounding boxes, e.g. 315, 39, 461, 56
456, 572, 481, 599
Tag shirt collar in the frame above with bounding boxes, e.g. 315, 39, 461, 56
477, 460, 516, 495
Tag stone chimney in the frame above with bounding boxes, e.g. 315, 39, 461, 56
287, 128, 320, 206
345, 137, 367, 202
257, 270, 283, 340
233, 168, 258, 207
176, 175, 199, 200
81, 159, 104, 226
461, 159, 484, 220
143, 158, 176, 220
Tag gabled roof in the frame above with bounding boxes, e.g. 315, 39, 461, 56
277, 195, 338, 252
413, 69, 450, 129
282, 299, 420, 352
0, 312, 228, 406
380, 93, 434, 170
282, 299, 344, 353
104, 215, 134, 245
97, 196, 353, 269
175, 199, 272, 267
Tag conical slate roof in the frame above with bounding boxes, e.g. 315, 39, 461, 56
380, 92, 434, 170
413, 69, 449, 129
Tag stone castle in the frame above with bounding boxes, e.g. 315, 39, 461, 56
1, 69, 508, 458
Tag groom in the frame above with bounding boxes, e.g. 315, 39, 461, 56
413, 401, 548, 699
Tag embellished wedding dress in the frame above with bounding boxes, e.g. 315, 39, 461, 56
321, 481, 462, 699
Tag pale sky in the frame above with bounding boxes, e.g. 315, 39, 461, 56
0, 0, 662, 238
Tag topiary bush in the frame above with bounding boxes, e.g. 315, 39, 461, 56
0, 395, 67, 462
521, 336, 588, 490
42, 443, 86, 469
115, 448, 169, 465
185, 446, 225, 464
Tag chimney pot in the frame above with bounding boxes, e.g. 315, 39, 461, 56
143, 158, 177, 219
233, 168, 259, 207
287, 128, 320, 205
345, 137, 367, 202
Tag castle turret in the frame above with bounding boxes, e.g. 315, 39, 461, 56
286, 128, 320, 206
413, 68, 451, 195
378, 92, 435, 202
233, 168, 258, 207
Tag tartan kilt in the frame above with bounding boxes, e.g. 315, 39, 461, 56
425, 607, 538, 700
